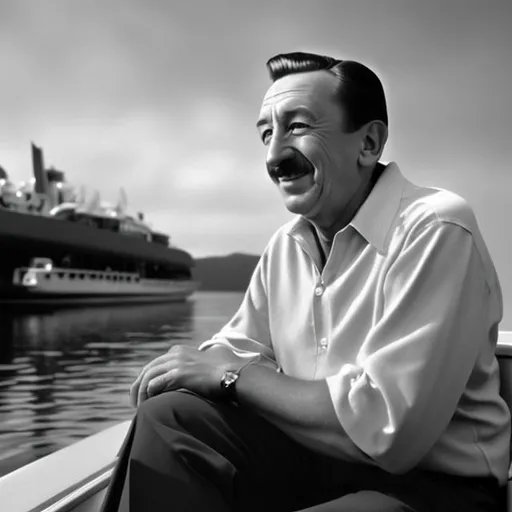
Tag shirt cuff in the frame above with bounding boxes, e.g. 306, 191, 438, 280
199, 337, 280, 370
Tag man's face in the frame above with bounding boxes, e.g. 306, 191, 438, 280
256, 70, 363, 223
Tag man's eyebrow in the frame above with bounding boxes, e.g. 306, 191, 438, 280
256, 106, 317, 129
256, 117, 268, 129
287, 106, 317, 121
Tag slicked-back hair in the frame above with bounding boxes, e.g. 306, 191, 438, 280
266, 52, 388, 132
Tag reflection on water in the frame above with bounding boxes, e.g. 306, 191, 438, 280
0, 291, 243, 476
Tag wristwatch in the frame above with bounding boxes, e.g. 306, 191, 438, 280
220, 357, 263, 404
220, 370, 240, 404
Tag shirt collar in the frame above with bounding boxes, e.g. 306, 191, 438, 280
350, 162, 406, 253
286, 162, 406, 254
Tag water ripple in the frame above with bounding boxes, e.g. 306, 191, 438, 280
0, 292, 243, 477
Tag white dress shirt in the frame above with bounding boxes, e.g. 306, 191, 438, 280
199, 162, 511, 485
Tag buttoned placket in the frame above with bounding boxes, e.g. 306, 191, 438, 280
290, 228, 331, 361
311, 229, 345, 359
312, 272, 329, 357
312, 227, 356, 359
312, 232, 340, 357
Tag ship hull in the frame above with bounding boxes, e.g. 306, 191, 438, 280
0, 208, 193, 269
0, 208, 198, 305
4, 265, 199, 307
0, 294, 196, 307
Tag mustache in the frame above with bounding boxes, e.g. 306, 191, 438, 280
267, 153, 314, 180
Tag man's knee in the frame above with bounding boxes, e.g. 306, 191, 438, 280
136, 390, 209, 431
134, 390, 239, 494
307, 491, 416, 512
336, 491, 416, 512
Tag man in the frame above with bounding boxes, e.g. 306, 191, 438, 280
101, 52, 510, 512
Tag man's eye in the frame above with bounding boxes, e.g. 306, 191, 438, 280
290, 122, 310, 133
261, 129, 273, 144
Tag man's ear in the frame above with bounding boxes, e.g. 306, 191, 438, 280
358, 121, 388, 167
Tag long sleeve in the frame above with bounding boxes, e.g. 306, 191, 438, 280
198, 250, 277, 367
326, 220, 495, 473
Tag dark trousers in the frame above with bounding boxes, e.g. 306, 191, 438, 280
100, 390, 501, 512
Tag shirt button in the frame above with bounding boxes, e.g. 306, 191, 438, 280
320, 338, 328, 349
314, 284, 324, 296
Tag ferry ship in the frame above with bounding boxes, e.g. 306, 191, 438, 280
0, 143, 198, 305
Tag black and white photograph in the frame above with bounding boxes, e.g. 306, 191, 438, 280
0, 1, 511, 511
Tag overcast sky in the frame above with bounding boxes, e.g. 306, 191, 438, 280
1, 0, 511, 325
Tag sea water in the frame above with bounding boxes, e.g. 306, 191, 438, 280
0, 291, 243, 476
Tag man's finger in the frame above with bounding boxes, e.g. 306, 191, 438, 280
147, 368, 178, 398
137, 361, 174, 407
137, 365, 162, 407
130, 352, 175, 407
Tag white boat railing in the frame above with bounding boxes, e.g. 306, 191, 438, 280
498, 331, 512, 355
36, 466, 114, 512
0, 421, 130, 512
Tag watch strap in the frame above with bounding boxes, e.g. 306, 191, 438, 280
220, 370, 239, 404
219, 357, 259, 404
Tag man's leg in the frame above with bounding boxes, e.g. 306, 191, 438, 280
101, 390, 325, 512
101, 389, 500, 512
294, 456, 501, 512
298, 491, 417, 512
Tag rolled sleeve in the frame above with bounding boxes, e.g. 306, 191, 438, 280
326, 221, 491, 473
198, 252, 278, 367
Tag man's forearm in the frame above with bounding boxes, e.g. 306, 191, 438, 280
235, 363, 344, 436
204, 343, 345, 439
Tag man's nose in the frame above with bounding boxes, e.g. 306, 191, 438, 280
266, 134, 294, 170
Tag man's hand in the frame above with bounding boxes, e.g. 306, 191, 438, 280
129, 344, 245, 408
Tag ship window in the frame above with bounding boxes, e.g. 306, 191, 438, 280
79, 274, 85, 279
135, 276, 140, 282
90, 274, 96, 280
105, 275, 111, 281
57, 272, 64, 278
69, 273, 75, 279
45, 273, 50, 279
113, 275, 117, 281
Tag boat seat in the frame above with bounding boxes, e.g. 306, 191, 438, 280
497, 335, 512, 512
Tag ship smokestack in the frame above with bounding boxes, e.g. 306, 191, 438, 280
32, 143, 49, 195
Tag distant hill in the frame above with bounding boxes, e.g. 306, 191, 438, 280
193, 253, 260, 291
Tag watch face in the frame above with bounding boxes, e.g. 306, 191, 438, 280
224, 372, 238, 387
221, 371, 239, 404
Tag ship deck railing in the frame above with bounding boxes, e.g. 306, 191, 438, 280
14, 266, 190, 285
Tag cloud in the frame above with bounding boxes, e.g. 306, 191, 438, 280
1, 0, 512, 325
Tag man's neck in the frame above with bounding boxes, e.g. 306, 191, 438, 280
310, 162, 385, 242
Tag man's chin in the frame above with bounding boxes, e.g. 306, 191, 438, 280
282, 194, 318, 216
277, 176, 321, 216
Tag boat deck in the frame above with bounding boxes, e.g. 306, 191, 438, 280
1, 332, 512, 512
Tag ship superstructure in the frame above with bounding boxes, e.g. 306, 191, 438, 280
0, 144, 197, 304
